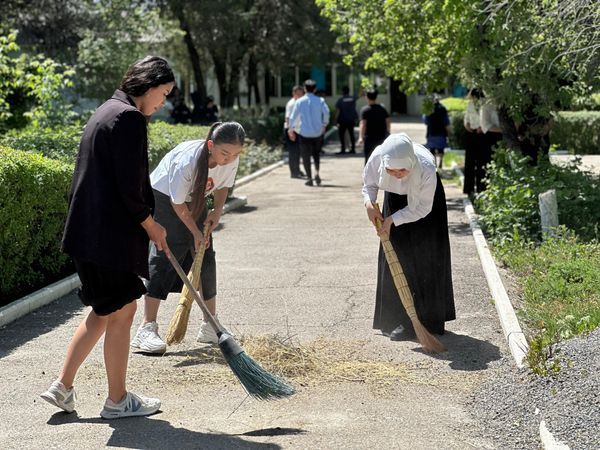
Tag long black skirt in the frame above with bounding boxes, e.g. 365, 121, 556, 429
373, 174, 455, 335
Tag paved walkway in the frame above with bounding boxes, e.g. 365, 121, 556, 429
0, 120, 511, 449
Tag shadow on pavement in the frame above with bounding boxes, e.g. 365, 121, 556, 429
240, 427, 307, 437
47, 412, 281, 449
167, 347, 228, 368
0, 292, 83, 359
430, 332, 502, 371
229, 205, 258, 214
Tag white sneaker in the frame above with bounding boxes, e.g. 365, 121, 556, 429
131, 321, 166, 354
40, 381, 76, 413
100, 392, 160, 419
196, 316, 231, 344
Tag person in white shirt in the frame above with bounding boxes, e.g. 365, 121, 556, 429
131, 122, 245, 353
363, 133, 455, 341
462, 88, 484, 195
284, 85, 306, 178
478, 99, 503, 191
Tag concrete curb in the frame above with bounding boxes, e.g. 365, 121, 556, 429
450, 162, 528, 367
449, 163, 568, 450
0, 274, 81, 328
234, 160, 285, 188
0, 183, 254, 329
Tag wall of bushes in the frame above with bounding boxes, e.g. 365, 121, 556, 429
0, 120, 281, 305
0, 147, 73, 305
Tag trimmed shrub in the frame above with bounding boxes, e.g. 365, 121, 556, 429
448, 111, 468, 150
475, 148, 600, 245
222, 108, 285, 145
0, 147, 73, 305
441, 97, 467, 112
147, 122, 210, 169
550, 111, 600, 155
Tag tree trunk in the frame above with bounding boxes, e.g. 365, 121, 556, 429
171, 3, 206, 99
247, 53, 261, 105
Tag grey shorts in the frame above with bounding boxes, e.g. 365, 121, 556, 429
145, 190, 217, 301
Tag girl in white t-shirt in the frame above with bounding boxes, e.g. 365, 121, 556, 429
132, 121, 245, 353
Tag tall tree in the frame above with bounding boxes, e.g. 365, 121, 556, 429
318, 0, 600, 157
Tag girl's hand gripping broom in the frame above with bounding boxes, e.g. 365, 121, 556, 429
165, 249, 295, 400
165, 225, 209, 345
374, 203, 445, 354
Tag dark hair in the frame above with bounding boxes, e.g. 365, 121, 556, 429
469, 88, 483, 100
189, 121, 246, 219
304, 79, 316, 92
292, 85, 304, 94
342, 86, 350, 95
120, 56, 175, 97
366, 89, 378, 101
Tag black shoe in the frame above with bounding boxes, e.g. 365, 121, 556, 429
315, 175, 321, 186
335, 150, 346, 155
389, 324, 415, 341
298, 171, 306, 177
349, 149, 356, 154
291, 174, 301, 179
305, 179, 314, 186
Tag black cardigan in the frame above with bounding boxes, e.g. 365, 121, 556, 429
62, 90, 154, 278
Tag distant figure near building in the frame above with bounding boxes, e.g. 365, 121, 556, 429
335, 86, 358, 155
423, 94, 450, 169
288, 79, 330, 186
284, 85, 306, 178
359, 89, 390, 164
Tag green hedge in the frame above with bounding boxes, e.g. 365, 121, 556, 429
0, 147, 73, 304
440, 97, 467, 112
475, 148, 600, 245
147, 122, 210, 169
550, 111, 600, 155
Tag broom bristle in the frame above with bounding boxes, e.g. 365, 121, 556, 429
165, 303, 192, 345
413, 321, 446, 354
219, 333, 295, 400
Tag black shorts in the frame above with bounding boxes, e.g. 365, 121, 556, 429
145, 190, 217, 301
73, 257, 146, 316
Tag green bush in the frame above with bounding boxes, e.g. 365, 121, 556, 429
570, 93, 600, 111
475, 148, 600, 245
222, 108, 285, 145
550, 111, 600, 155
448, 111, 468, 150
147, 122, 210, 169
0, 147, 73, 305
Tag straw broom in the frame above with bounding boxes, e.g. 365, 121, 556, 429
374, 203, 445, 353
165, 225, 209, 345
166, 250, 295, 400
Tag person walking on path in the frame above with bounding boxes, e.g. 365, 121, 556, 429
284, 85, 306, 178
41, 56, 175, 419
462, 88, 484, 195
131, 122, 245, 353
362, 133, 455, 341
358, 89, 390, 164
334, 86, 358, 155
288, 79, 330, 186
423, 94, 450, 169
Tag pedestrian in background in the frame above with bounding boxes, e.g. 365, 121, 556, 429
288, 79, 330, 186
335, 86, 358, 155
423, 94, 450, 169
41, 56, 174, 419
462, 88, 484, 195
359, 89, 390, 164
284, 85, 306, 178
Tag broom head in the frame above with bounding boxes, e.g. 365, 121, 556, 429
413, 320, 446, 353
165, 300, 193, 345
218, 333, 295, 400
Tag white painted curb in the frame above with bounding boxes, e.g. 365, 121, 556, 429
0, 274, 81, 328
464, 198, 529, 368
540, 421, 570, 449
235, 160, 285, 188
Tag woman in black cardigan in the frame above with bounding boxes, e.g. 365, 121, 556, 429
41, 56, 174, 419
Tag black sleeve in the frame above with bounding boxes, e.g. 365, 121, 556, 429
110, 110, 152, 223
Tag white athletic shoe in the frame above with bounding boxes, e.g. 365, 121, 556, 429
40, 381, 76, 413
100, 392, 161, 419
131, 321, 167, 354
196, 316, 231, 344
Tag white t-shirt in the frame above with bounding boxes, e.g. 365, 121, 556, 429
480, 102, 500, 134
463, 101, 481, 129
284, 97, 296, 130
150, 139, 239, 204
362, 143, 437, 226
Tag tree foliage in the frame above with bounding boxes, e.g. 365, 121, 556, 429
318, 0, 600, 154
0, 31, 75, 132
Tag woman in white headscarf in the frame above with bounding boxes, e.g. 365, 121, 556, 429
362, 133, 455, 341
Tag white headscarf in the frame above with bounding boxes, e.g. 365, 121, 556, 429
378, 133, 423, 211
